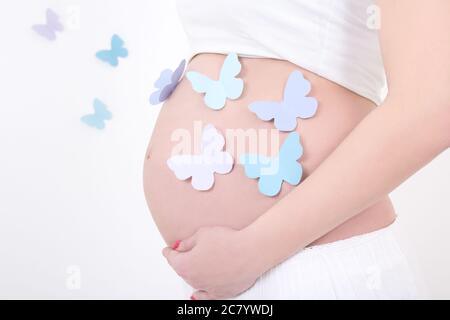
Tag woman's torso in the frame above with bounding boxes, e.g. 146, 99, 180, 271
143, 54, 396, 246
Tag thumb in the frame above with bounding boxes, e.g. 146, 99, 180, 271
176, 234, 197, 252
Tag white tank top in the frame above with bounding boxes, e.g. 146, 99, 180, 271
175, 0, 387, 105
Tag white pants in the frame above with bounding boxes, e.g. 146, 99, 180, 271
180, 221, 418, 299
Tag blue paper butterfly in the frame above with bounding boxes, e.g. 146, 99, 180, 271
186, 53, 244, 110
249, 71, 318, 132
240, 132, 303, 197
96, 34, 128, 67
81, 99, 112, 130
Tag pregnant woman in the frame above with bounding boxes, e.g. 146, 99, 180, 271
144, 0, 450, 299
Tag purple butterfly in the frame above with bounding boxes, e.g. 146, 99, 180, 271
249, 71, 318, 132
149, 59, 186, 105
32, 9, 64, 41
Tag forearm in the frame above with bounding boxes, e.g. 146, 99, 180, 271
243, 97, 449, 272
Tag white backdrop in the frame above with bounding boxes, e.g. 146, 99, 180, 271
0, 0, 449, 299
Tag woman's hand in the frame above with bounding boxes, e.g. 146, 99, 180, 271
162, 226, 266, 300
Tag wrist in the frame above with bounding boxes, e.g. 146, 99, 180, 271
237, 224, 278, 277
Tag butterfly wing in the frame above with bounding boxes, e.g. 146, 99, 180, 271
186, 71, 226, 110
155, 69, 173, 89
81, 99, 112, 130
210, 152, 233, 174
167, 155, 197, 180
32, 25, 55, 41
96, 50, 116, 66
280, 158, 302, 186
149, 90, 163, 105
240, 133, 303, 197
204, 84, 227, 110
201, 124, 234, 174
159, 59, 186, 102
240, 154, 284, 197
201, 124, 225, 153
191, 170, 215, 191
93, 99, 112, 120
46, 8, 64, 32
171, 59, 186, 84
96, 35, 127, 66
80, 115, 103, 129
249, 97, 299, 132
158, 83, 178, 103
249, 101, 280, 122
240, 154, 269, 179
273, 107, 299, 132
259, 154, 287, 196
32, 9, 63, 40
219, 53, 244, 100
279, 132, 303, 163
284, 71, 318, 119
296, 96, 318, 119
201, 124, 233, 174
167, 124, 232, 191
167, 155, 215, 191
278, 132, 303, 186
258, 174, 284, 197
186, 71, 213, 94
111, 34, 129, 58
150, 69, 172, 104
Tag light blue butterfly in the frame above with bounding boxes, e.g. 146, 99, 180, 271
81, 99, 112, 130
186, 53, 244, 110
96, 34, 128, 67
240, 132, 303, 197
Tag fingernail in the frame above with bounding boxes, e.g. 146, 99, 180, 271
172, 240, 181, 250
190, 295, 196, 300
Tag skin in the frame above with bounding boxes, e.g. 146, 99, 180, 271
144, 55, 395, 250
162, 0, 450, 300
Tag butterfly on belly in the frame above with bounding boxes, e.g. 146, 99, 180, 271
186, 53, 244, 110
240, 132, 303, 197
149, 59, 186, 105
32, 8, 64, 41
95, 34, 128, 67
249, 70, 318, 132
167, 124, 234, 191
81, 99, 112, 130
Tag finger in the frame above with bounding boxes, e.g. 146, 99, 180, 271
176, 235, 197, 252
191, 290, 212, 300
162, 246, 180, 265
162, 247, 191, 279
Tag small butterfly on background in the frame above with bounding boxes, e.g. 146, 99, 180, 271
81, 99, 113, 130
249, 70, 318, 132
240, 132, 303, 197
95, 34, 128, 67
32, 8, 64, 41
167, 124, 234, 191
149, 59, 186, 105
186, 53, 244, 110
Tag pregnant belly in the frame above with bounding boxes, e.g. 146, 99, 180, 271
143, 54, 396, 246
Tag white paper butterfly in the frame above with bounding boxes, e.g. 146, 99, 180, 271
167, 124, 234, 191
